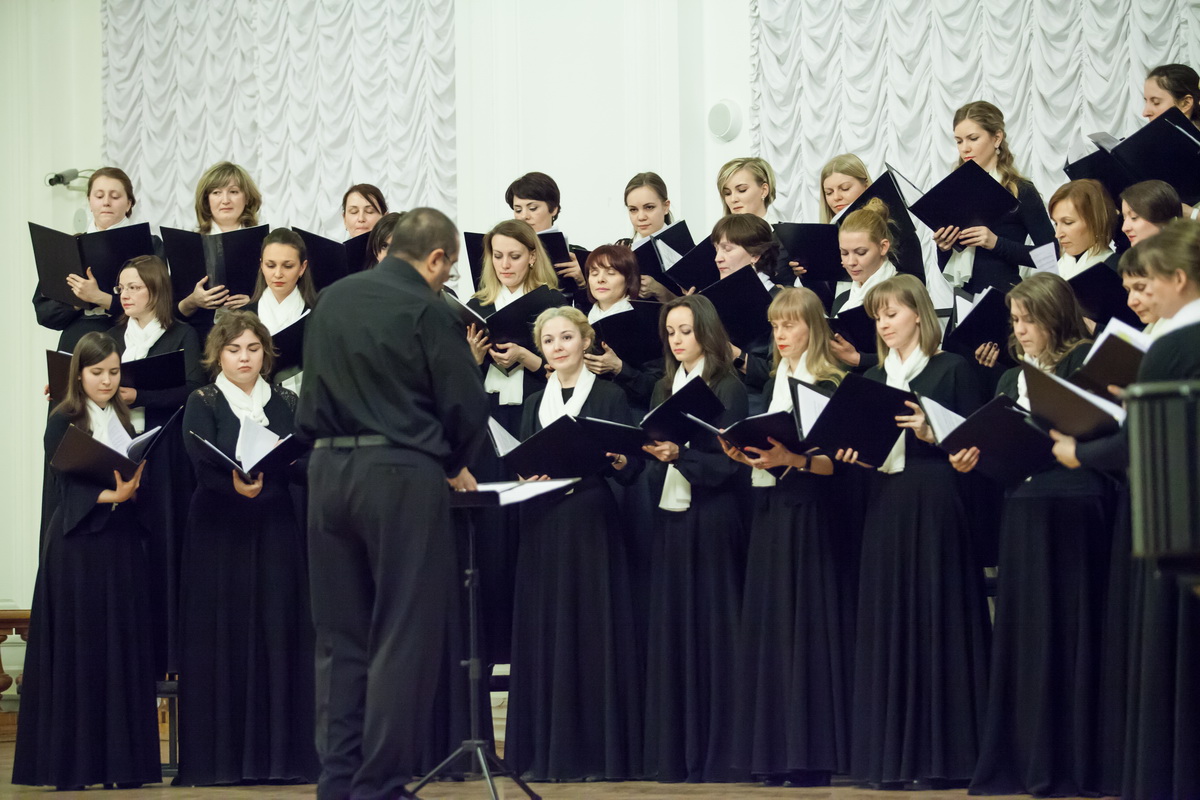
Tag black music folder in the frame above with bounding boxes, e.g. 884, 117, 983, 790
773, 223, 843, 282
699, 265, 772, 349
464, 231, 485, 286
828, 303, 877, 353
921, 394, 1054, 485
1068, 264, 1142, 328
536, 230, 571, 264
30, 222, 156, 307
46, 350, 72, 403
1069, 318, 1151, 398
294, 228, 371, 291
1066, 107, 1200, 205
639, 376, 726, 443
793, 372, 914, 468
572, 416, 654, 459
942, 287, 1013, 364
1023, 361, 1126, 440
120, 349, 186, 391
162, 225, 268, 301
688, 410, 804, 453
50, 422, 164, 485
488, 416, 615, 479
188, 429, 308, 481
657, 238, 720, 295
444, 284, 562, 351
271, 311, 310, 373
633, 219, 695, 276
890, 160, 1020, 240
591, 301, 662, 366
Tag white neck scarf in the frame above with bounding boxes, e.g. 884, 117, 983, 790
756, 269, 775, 292
1057, 246, 1114, 281
752, 355, 816, 487
122, 317, 165, 362
659, 358, 705, 511
1016, 353, 1052, 411
86, 215, 131, 235
879, 346, 931, 474
943, 168, 1001, 289
484, 285, 527, 405
537, 365, 596, 427
257, 286, 306, 335
842, 260, 898, 312
1152, 297, 1200, 339
86, 399, 131, 452
588, 297, 633, 324
216, 372, 272, 429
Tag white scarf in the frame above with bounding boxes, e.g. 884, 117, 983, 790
215, 372, 272, 465
1153, 297, 1200, 338
943, 167, 1001, 288
86, 399, 131, 453
537, 365, 596, 428
756, 269, 775, 292
1016, 353, 1052, 411
121, 317, 165, 362
878, 346, 930, 474
484, 285, 527, 405
1057, 246, 1114, 280
588, 297, 633, 324
659, 358, 705, 511
752, 356, 816, 487
257, 286, 306, 335
841, 260, 898, 313
1142, 318, 1162, 339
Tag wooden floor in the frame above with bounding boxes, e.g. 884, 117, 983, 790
0, 706, 1100, 800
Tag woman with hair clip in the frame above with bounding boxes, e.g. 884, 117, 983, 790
341, 183, 387, 239
176, 161, 264, 334
828, 199, 899, 371
176, 310, 318, 786
834, 274, 989, 790
13, 332, 160, 791
245, 228, 318, 393
933, 101, 1055, 295
108, 254, 205, 674
465, 219, 561, 435
34, 167, 150, 353
367, 211, 403, 267
505, 171, 588, 300
721, 288, 853, 787
638, 294, 748, 783
1050, 220, 1200, 800
947, 273, 1114, 796
505, 306, 643, 783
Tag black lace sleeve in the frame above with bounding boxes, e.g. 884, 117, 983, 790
194, 383, 220, 408
274, 384, 299, 413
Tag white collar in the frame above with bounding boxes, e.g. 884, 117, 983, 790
537, 365, 596, 427
257, 286, 307, 335
122, 316, 166, 362
842, 260, 897, 311
86, 398, 130, 452
494, 284, 525, 310
1057, 246, 1114, 280
757, 270, 775, 291
1155, 297, 1200, 338
588, 297, 633, 323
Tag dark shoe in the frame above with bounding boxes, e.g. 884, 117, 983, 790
786, 770, 832, 787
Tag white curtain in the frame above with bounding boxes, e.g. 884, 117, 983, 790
750, 0, 1200, 302
100, 0, 456, 237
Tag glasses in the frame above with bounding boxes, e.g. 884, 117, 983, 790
113, 283, 146, 294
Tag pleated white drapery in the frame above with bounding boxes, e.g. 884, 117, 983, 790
100, 0, 457, 237
750, 0, 1200, 250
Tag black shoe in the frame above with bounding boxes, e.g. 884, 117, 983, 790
758, 773, 787, 787
786, 770, 832, 787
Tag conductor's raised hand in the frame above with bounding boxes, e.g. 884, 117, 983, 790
448, 466, 478, 492
932, 226, 961, 252
554, 252, 585, 288
642, 440, 680, 463
466, 323, 490, 365
232, 470, 264, 498
584, 343, 623, 375
948, 447, 980, 473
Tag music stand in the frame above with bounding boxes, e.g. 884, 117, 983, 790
410, 479, 578, 800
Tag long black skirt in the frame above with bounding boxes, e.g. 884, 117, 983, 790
970, 485, 1113, 796
175, 488, 319, 785
12, 507, 162, 789
505, 478, 642, 781
734, 481, 851, 779
850, 461, 990, 786
643, 494, 744, 783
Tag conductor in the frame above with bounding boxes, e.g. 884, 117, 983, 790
297, 207, 489, 800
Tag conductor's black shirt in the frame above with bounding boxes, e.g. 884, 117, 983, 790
296, 256, 488, 475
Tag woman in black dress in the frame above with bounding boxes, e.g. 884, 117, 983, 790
108, 255, 204, 674
836, 274, 989, 789
949, 273, 1113, 795
639, 295, 748, 782
582, 244, 660, 411
721, 288, 852, 786
244, 228, 318, 394
933, 101, 1055, 295
827, 199, 901, 372
176, 311, 318, 785
13, 332, 160, 790
504, 306, 643, 782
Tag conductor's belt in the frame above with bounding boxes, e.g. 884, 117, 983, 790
313, 435, 391, 449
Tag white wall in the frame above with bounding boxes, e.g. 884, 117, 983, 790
454, 0, 754, 260
0, 0, 104, 692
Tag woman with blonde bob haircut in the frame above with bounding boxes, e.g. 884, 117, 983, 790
838, 273, 989, 789
716, 157, 779, 221
724, 287, 851, 785
505, 304, 644, 782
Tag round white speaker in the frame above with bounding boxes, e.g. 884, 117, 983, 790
708, 100, 742, 142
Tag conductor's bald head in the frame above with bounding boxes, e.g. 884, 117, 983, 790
388, 207, 460, 291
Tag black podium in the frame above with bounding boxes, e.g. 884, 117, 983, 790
410, 479, 578, 800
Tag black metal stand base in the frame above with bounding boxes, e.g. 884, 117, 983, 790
411, 737, 541, 800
